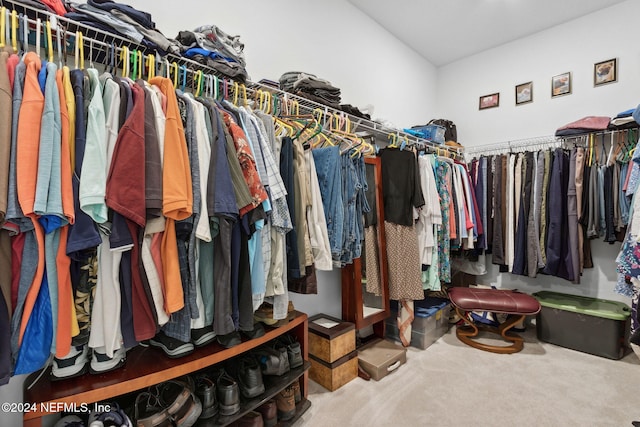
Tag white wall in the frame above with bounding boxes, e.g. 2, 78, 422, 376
123, 0, 439, 318
127, 0, 438, 127
437, 0, 640, 147
438, 0, 640, 303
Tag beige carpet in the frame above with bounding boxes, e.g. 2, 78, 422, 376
295, 327, 640, 427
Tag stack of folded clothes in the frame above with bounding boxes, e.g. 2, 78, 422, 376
555, 116, 611, 136
608, 107, 640, 130
279, 72, 341, 109
65, 1, 181, 55
175, 25, 248, 83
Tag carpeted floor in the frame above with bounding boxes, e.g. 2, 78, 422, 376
295, 326, 640, 427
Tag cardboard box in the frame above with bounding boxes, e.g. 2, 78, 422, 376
308, 314, 356, 363
357, 339, 406, 381
309, 350, 358, 391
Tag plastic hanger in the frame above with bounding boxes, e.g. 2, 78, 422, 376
180, 64, 187, 91
35, 18, 41, 54
130, 50, 138, 79
21, 12, 27, 54
171, 62, 178, 88
74, 31, 84, 70
45, 20, 53, 63
147, 54, 155, 79
120, 45, 129, 77
0, 7, 6, 49
54, 17, 63, 68
194, 70, 203, 97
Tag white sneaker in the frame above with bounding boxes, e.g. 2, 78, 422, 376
52, 345, 89, 380
90, 347, 126, 374
87, 402, 132, 427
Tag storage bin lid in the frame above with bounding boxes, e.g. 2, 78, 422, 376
309, 314, 355, 339
533, 291, 631, 321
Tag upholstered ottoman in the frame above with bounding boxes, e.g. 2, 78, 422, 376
448, 287, 541, 354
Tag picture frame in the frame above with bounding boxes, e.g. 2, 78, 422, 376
594, 58, 617, 86
479, 93, 499, 110
551, 72, 571, 97
515, 82, 533, 105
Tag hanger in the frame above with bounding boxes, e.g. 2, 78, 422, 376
54, 17, 63, 68
194, 70, 203, 97
35, 17, 41, 54
170, 61, 178, 87
74, 31, 84, 70
147, 53, 155, 79
120, 45, 129, 77
388, 133, 398, 148
180, 64, 187, 91
1, 7, 6, 50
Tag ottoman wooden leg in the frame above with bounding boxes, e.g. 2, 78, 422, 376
454, 307, 525, 354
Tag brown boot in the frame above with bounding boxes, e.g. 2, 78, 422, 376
276, 385, 296, 421
290, 380, 301, 404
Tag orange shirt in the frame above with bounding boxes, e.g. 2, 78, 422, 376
149, 77, 192, 314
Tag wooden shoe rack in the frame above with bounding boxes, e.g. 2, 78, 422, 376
23, 311, 310, 426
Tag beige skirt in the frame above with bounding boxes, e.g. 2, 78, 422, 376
384, 221, 424, 301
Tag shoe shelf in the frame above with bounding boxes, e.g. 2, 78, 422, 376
23, 311, 309, 427
196, 361, 311, 426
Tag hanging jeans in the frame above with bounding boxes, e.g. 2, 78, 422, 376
312, 146, 343, 261
213, 216, 236, 336
280, 137, 302, 279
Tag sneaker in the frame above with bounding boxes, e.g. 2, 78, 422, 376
276, 385, 295, 421
236, 356, 265, 398
194, 375, 218, 419
216, 331, 241, 349
276, 335, 303, 369
54, 415, 85, 427
150, 332, 195, 358
52, 345, 89, 380
254, 346, 290, 376
216, 371, 240, 416
256, 399, 277, 427
87, 402, 132, 427
90, 347, 126, 374
158, 379, 202, 427
191, 326, 216, 348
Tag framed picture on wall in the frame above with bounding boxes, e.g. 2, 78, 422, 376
594, 58, 617, 86
479, 93, 499, 110
551, 72, 571, 97
515, 82, 533, 105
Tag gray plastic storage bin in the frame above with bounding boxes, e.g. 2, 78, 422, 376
385, 303, 451, 350
534, 291, 631, 360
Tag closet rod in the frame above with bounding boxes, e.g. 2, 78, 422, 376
465, 127, 639, 158
1, 0, 464, 159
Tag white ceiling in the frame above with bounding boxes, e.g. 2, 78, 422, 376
347, 0, 628, 66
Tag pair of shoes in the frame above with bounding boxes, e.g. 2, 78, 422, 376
275, 335, 303, 369
235, 356, 265, 399
215, 370, 241, 416
254, 346, 290, 376
254, 303, 278, 326
90, 347, 127, 374
87, 402, 132, 426
150, 331, 195, 358
194, 375, 218, 419
256, 400, 277, 427
135, 378, 202, 427
191, 326, 216, 347
276, 385, 296, 421
52, 345, 90, 380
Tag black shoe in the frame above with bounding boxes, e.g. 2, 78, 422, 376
216, 370, 240, 416
216, 331, 242, 349
254, 346, 290, 376
191, 326, 216, 347
241, 322, 265, 340
150, 331, 195, 358
195, 375, 218, 419
277, 335, 304, 369
236, 356, 265, 398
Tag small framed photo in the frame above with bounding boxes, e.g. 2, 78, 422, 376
594, 58, 617, 86
479, 93, 499, 110
551, 72, 571, 97
515, 82, 533, 105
